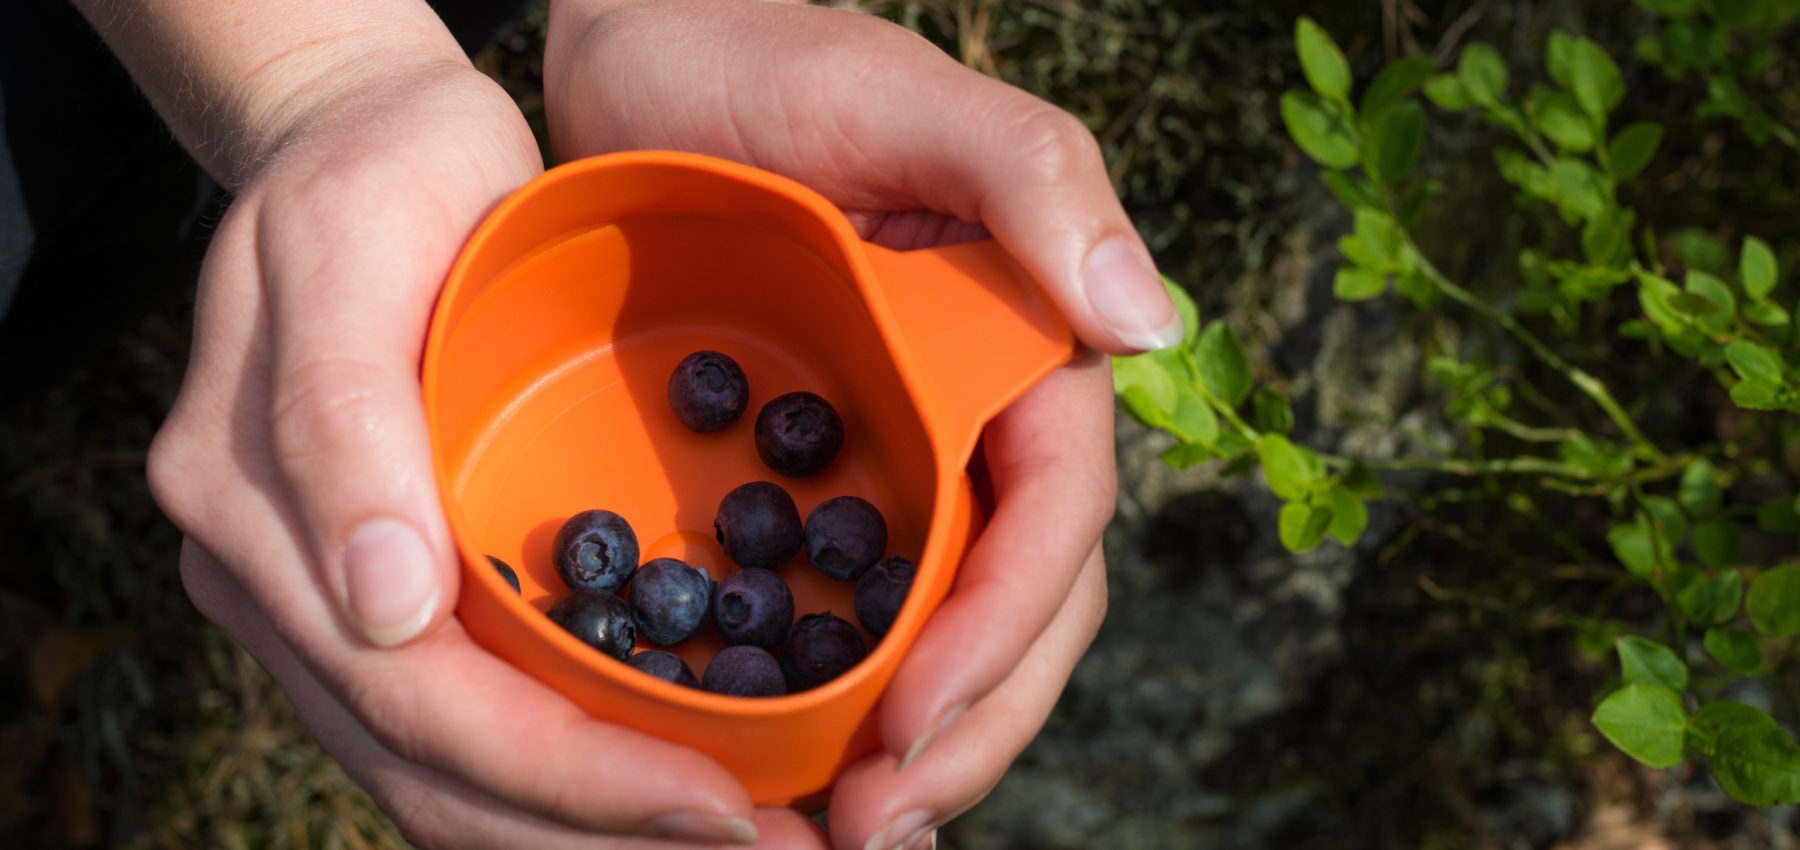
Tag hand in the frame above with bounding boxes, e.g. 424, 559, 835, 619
544, 2, 1135, 846
147, 60, 826, 848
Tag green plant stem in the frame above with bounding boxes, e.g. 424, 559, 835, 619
1412, 250, 1665, 461
1481, 414, 1587, 444
1320, 452, 1587, 478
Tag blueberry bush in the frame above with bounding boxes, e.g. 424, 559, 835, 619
1114, 5, 1800, 807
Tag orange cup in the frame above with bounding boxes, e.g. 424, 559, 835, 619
421, 150, 1075, 806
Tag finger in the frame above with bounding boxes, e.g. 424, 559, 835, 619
181, 540, 827, 850
879, 351, 1114, 768
550, 2, 1177, 354
826, 54, 1182, 354
256, 101, 539, 648
828, 549, 1108, 850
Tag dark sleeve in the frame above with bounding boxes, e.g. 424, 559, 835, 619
0, 0, 538, 402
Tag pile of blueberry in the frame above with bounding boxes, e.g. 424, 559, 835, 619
486, 350, 917, 697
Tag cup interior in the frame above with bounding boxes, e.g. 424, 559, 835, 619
426, 158, 939, 685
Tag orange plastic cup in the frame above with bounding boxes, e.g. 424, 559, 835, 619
421, 150, 1074, 806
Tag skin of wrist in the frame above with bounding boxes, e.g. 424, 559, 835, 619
227, 58, 541, 201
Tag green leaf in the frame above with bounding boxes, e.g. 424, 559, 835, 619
1257, 434, 1313, 501
1278, 501, 1333, 552
1321, 171, 1383, 211
1742, 235, 1778, 301
1616, 636, 1690, 691
1422, 74, 1470, 111
1582, 210, 1632, 268
1281, 91, 1361, 169
1642, 495, 1689, 546
1393, 271, 1438, 307
1159, 442, 1216, 470
1607, 122, 1664, 180
1333, 266, 1387, 300
1591, 684, 1689, 769
1456, 43, 1507, 105
1358, 208, 1404, 263
1295, 17, 1351, 101
1709, 716, 1800, 806
1747, 565, 1800, 638
1724, 339, 1785, 385
1608, 518, 1659, 582
1756, 496, 1800, 533
1731, 380, 1785, 411
1686, 271, 1737, 334
1546, 30, 1577, 87
1327, 485, 1369, 545
1364, 101, 1426, 184
1744, 302, 1791, 326
1166, 392, 1221, 446
1678, 459, 1722, 517
1689, 701, 1772, 757
1676, 228, 1731, 274
1195, 321, 1252, 406
1569, 37, 1624, 122
1703, 628, 1764, 674
1550, 158, 1608, 222
1668, 292, 1720, 316
1692, 516, 1743, 568
1162, 276, 1201, 347
1528, 88, 1597, 152
1252, 387, 1295, 436
1679, 571, 1743, 628
1359, 56, 1437, 119
1113, 353, 1179, 426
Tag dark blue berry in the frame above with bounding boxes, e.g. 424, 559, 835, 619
712, 567, 794, 648
546, 590, 636, 661
627, 558, 714, 646
552, 509, 639, 592
714, 482, 803, 569
778, 612, 867, 692
668, 351, 749, 433
486, 555, 522, 594
804, 496, 887, 581
754, 391, 844, 477
854, 555, 915, 638
701, 645, 787, 697
627, 649, 698, 687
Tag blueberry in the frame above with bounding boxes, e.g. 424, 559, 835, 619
778, 612, 868, 692
804, 496, 887, 581
667, 350, 749, 433
754, 391, 844, 478
854, 555, 915, 638
627, 557, 714, 646
627, 649, 698, 687
714, 481, 803, 569
486, 555, 522, 594
552, 509, 639, 592
701, 645, 787, 697
546, 590, 636, 661
712, 567, 795, 648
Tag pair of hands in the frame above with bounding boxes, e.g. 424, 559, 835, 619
144, 1, 1176, 847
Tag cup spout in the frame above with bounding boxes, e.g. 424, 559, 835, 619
863, 239, 1077, 469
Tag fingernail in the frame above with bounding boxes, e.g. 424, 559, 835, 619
1082, 236, 1181, 350
864, 809, 933, 850
904, 826, 938, 850
342, 519, 440, 647
899, 702, 968, 772
649, 811, 758, 845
